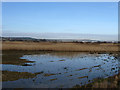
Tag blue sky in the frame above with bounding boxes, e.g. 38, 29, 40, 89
2, 2, 118, 40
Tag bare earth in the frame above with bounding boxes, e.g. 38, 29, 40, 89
2, 41, 119, 52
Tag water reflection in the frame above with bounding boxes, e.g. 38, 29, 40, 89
2, 51, 119, 88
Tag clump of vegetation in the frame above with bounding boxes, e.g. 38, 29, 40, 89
22, 63, 32, 66
44, 73, 56, 77
50, 61, 54, 62
93, 65, 101, 67
50, 78, 57, 81
35, 71, 44, 74
75, 68, 88, 71
59, 59, 65, 61
64, 67, 68, 70
78, 76, 88, 79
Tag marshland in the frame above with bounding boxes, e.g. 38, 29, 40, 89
2, 2, 119, 89
2, 42, 120, 88
2, 41, 119, 52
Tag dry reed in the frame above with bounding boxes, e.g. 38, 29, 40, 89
2, 41, 119, 52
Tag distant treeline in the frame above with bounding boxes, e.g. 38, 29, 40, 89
1, 37, 119, 44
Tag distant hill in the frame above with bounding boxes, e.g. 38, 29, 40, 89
2, 37, 37, 41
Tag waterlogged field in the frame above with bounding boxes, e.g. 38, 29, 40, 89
2, 51, 120, 88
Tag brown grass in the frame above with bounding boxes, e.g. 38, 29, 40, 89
75, 68, 88, 71
73, 73, 120, 88
50, 78, 57, 81
44, 73, 56, 77
2, 41, 119, 52
2, 70, 44, 81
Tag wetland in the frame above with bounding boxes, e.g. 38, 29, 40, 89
2, 51, 120, 88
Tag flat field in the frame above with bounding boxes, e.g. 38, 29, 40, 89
2, 41, 119, 52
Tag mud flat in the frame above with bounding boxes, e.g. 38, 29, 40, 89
2, 41, 119, 52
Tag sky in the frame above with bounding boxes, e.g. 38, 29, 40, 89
2, 2, 118, 40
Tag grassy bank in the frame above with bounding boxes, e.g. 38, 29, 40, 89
2, 70, 44, 81
73, 72, 120, 88
2, 41, 119, 52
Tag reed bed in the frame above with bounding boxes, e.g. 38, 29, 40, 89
2, 41, 119, 52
